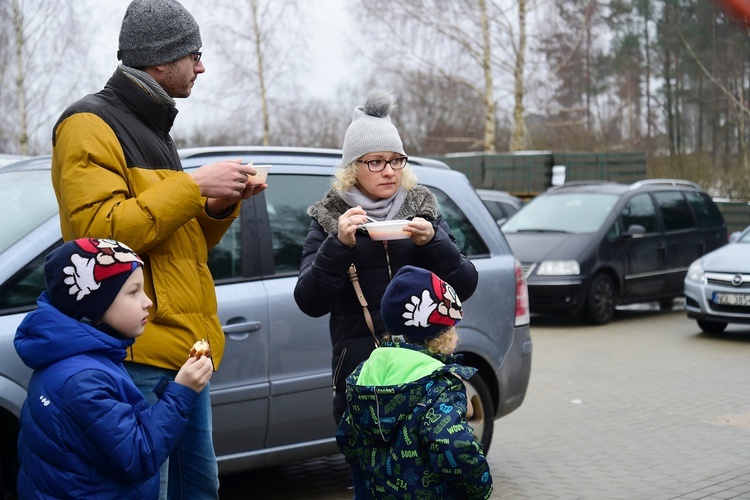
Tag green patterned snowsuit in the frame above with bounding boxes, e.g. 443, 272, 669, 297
336, 342, 493, 499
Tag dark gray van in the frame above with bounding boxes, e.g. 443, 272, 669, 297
501, 179, 727, 324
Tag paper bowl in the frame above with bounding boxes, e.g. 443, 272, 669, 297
362, 220, 411, 241
248, 165, 271, 185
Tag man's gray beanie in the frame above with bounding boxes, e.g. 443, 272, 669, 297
118, 0, 202, 68
341, 90, 406, 167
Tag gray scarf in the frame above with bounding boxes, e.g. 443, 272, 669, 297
308, 185, 439, 234
338, 186, 407, 221
119, 64, 175, 107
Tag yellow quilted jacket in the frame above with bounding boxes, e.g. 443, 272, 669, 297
50, 69, 238, 370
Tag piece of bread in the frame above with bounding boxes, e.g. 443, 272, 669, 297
189, 339, 211, 359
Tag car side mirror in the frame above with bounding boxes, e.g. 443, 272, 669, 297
729, 231, 742, 243
625, 224, 647, 238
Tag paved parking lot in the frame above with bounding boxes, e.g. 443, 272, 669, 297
220, 305, 750, 499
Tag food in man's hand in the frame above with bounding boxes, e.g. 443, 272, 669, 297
189, 339, 211, 359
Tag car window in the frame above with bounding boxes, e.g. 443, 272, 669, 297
654, 191, 695, 231
430, 188, 489, 256
206, 174, 332, 280
207, 218, 243, 281
503, 193, 618, 233
1, 170, 59, 254
0, 241, 63, 313
621, 193, 659, 233
684, 191, 724, 228
484, 199, 519, 222
264, 174, 333, 274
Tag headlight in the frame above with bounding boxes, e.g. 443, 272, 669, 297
537, 260, 580, 275
685, 259, 705, 283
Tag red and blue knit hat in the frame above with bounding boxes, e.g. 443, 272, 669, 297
45, 238, 143, 325
380, 265, 463, 344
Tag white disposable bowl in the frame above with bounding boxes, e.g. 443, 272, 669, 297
362, 220, 411, 241
248, 165, 271, 185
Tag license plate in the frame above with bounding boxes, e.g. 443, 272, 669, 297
713, 292, 750, 306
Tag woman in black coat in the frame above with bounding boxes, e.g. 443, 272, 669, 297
293, 90, 478, 423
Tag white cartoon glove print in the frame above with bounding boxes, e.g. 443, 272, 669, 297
63, 254, 100, 301
403, 289, 438, 327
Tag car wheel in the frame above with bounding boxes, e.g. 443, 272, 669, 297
582, 273, 616, 325
697, 319, 728, 334
463, 373, 494, 454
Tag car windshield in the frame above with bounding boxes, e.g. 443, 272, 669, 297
739, 229, 750, 243
502, 192, 619, 234
0, 169, 59, 254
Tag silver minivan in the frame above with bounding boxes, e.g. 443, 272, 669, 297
0, 147, 532, 496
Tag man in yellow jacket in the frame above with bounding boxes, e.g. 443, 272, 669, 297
50, 1, 265, 498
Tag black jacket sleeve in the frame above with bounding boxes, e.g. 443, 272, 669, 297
294, 220, 356, 318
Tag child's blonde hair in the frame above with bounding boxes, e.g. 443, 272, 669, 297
382, 327, 459, 355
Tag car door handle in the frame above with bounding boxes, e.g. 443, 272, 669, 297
222, 321, 261, 334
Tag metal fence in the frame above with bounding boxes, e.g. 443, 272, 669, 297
433, 151, 749, 234
715, 201, 750, 234
434, 151, 646, 196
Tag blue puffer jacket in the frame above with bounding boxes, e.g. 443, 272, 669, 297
14, 293, 198, 499
336, 342, 493, 499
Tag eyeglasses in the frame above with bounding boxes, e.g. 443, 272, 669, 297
190, 51, 202, 64
357, 156, 408, 172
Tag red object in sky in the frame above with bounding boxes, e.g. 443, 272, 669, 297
716, 0, 750, 24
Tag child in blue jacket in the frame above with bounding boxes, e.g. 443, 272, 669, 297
336, 265, 493, 499
14, 238, 213, 499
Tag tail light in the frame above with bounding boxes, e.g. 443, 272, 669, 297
515, 258, 530, 326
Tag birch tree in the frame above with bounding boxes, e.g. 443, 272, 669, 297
0, 0, 83, 154
354, 0, 532, 152
196, 0, 304, 146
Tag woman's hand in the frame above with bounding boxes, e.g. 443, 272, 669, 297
337, 206, 368, 247
405, 217, 435, 246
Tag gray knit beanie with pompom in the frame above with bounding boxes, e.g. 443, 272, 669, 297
117, 0, 202, 68
341, 90, 406, 168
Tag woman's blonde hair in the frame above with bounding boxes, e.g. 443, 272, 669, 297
382, 327, 459, 355
333, 160, 418, 192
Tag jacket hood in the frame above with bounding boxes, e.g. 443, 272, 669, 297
14, 292, 134, 370
345, 342, 476, 443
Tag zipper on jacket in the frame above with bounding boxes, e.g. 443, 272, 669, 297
332, 346, 348, 397
382, 241, 393, 281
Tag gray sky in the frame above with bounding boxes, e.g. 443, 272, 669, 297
90, 1, 351, 98
84, 1, 353, 135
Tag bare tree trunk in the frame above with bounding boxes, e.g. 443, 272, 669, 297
644, 5, 653, 152
250, 0, 270, 146
510, 0, 527, 152
11, 0, 28, 155
479, 0, 496, 152
585, 1, 593, 135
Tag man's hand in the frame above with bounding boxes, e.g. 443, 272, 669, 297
189, 159, 256, 199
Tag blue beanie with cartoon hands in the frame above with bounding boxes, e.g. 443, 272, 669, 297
380, 265, 462, 344
45, 238, 143, 325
